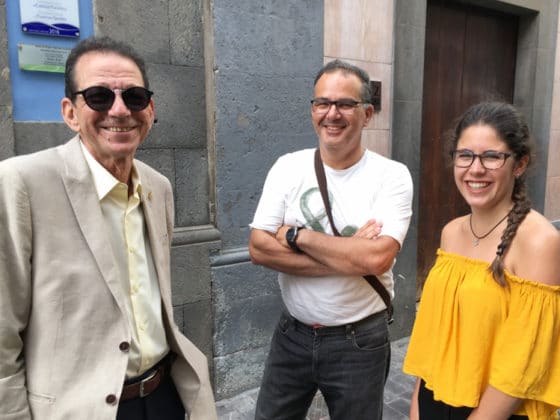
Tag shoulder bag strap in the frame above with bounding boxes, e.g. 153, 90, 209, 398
313, 148, 394, 323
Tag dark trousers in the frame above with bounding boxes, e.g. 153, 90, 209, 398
418, 380, 528, 420
255, 310, 390, 420
117, 368, 185, 420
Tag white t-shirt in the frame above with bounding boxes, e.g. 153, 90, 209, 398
250, 148, 413, 326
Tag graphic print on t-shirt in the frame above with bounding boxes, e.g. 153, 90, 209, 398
300, 187, 357, 236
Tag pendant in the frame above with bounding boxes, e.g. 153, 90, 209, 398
473, 238, 479, 247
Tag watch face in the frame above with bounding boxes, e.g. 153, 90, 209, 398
286, 226, 300, 249
286, 226, 303, 252
286, 227, 297, 243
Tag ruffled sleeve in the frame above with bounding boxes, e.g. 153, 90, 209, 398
404, 250, 560, 418
490, 275, 560, 411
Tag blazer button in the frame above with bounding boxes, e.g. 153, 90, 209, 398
119, 341, 130, 352
105, 394, 117, 405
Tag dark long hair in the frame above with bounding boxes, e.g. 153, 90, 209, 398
450, 102, 533, 285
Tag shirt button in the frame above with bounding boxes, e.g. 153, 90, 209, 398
119, 341, 130, 352
105, 394, 117, 405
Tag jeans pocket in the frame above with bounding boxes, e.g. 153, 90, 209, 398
351, 328, 389, 351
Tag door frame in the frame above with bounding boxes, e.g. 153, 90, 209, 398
389, 0, 558, 335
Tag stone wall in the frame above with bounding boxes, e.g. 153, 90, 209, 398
209, 0, 324, 399
1, 0, 324, 401
4, 0, 558, 403
92, 0, 218, 364
4, 0, 218, 372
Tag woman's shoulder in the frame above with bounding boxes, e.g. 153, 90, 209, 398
516, 210, 560, 247
508, 210, 560, 285
440, 215, 469, 248
443, 215, 468, 234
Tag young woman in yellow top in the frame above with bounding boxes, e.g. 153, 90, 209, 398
403, 102, 560, 420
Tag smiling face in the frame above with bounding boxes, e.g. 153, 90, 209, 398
61, 51, 154, 179
311, 70, 373, 168
454, 124, 527, 213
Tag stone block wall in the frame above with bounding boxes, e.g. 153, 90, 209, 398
93, 0, 216, 362
4, 0, 217, 364
1, 0, 325, 402
5, 0, 558, 404
209, 0, 324, 399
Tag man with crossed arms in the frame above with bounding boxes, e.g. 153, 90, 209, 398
249, 60, 413, 420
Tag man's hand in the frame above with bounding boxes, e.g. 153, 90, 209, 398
249, 229, 337, 276
353, 219, 383, 240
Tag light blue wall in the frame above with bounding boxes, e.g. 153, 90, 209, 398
6, 0, 94, 121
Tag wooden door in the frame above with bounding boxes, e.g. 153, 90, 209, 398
417, 0, 518, 289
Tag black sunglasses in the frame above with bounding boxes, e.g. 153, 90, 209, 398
72, 86, 153, 112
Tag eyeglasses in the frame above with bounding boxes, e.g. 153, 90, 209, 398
451, 149, 512, 170
310, 98, 366, 115
72, 86, 153, 112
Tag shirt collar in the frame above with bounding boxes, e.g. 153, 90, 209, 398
79, 139, 142, 200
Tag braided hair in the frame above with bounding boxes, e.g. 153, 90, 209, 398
450, 102, 533, 286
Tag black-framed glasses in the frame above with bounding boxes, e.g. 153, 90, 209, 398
451, 149, 512, 170
72, 86, 153, 112
310, 98, 366, 115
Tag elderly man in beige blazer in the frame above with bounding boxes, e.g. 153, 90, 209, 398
0, 37, 217, 420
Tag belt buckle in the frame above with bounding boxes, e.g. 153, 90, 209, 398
138, 369, 157, 398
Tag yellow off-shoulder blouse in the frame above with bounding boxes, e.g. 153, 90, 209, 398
403, 249, 560, 420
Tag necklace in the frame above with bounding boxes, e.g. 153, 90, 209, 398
469, 213, 509, 246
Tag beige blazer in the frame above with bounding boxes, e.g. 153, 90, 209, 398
0, 136, 217, 420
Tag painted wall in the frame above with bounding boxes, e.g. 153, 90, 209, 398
5, 0, 94, 121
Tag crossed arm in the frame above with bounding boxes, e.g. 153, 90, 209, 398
249, 219, 400, 277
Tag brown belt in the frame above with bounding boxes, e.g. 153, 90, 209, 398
120, 354, 174, 401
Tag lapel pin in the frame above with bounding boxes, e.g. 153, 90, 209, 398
147, 191, 153, 201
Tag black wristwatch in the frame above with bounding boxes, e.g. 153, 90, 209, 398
286, 226, 305, 253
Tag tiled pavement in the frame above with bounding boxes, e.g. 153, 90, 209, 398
216, 336, 416, 420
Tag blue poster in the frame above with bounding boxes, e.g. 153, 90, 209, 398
20, 0, 80, 38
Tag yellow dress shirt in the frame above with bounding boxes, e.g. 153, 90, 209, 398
80, 141, 169, 378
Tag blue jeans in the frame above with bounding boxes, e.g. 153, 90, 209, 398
255, 310, 390, 420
